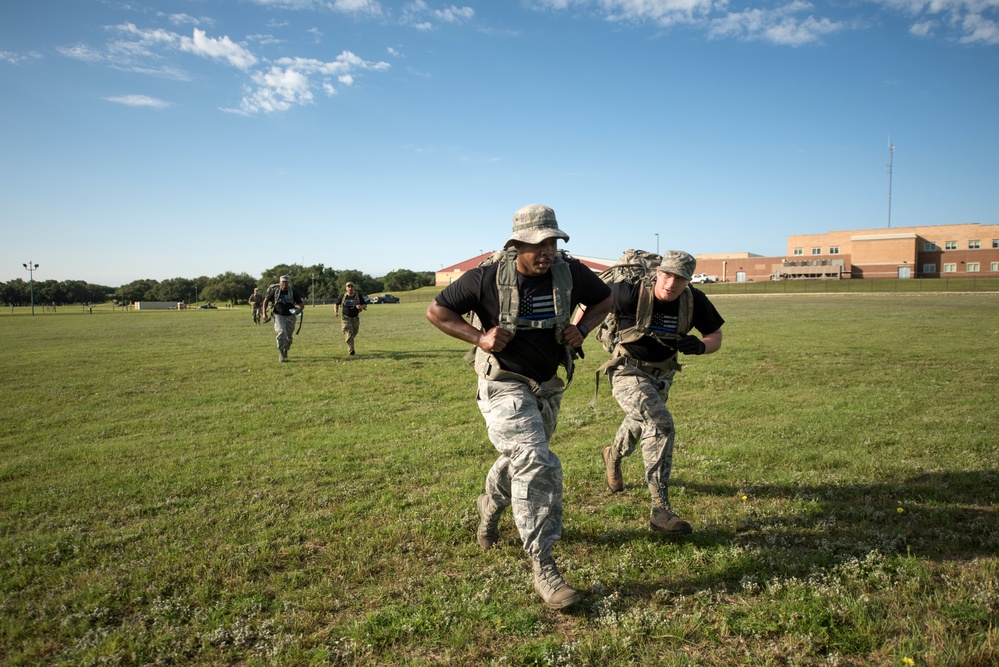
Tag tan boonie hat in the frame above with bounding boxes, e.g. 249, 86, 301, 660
659, 251, 697, 281
505, 204, 570, 248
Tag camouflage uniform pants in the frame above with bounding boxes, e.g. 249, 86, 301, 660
476, 376, 564, 562
607, 364, 677, 507
252, 305, 263, 324
273, 314, 296, 353
340, 316, 360, 352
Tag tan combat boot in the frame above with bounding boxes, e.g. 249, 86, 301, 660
532, 557, 581, 610
476, 494, 503, 548
602, 446, 624, 493
648, 485, 692, 535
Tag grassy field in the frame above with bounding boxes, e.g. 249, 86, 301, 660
1, 294, 997, 666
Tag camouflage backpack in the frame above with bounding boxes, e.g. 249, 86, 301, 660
592, 249, 663, 354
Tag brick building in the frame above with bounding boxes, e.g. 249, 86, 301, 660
691, 222, 998, 282
436, 222, 997, 285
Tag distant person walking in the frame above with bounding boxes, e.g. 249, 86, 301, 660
248, 287, 265, 324
262, 275, 304, 362
334, 282, 367, 355
594, 250, 725, 536
426, 203, 612, 610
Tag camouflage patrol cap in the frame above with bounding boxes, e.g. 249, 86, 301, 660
659, 251, 696, 281
279, 275, 290, 282
505, 204, 570, 248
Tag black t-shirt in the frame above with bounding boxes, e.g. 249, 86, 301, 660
269, 286, 304, 316
337, 292, 365, 318
435, 258, 611, 382
612, 282, 725, 362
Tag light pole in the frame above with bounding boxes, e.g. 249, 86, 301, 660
655, 233, 659, 255
886, 140, 895, 229
22, 261, 39, 316
311, 273, 315, 308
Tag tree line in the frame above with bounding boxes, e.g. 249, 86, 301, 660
2, 264, 435, 307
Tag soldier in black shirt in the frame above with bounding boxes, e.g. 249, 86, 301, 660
598, 251, 724, 536
262, 275, 305, 363
427, 204, 611, 610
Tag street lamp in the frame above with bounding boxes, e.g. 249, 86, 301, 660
311, 273, 315, 308
22, 261, 39, 316
655, 233, 659, 255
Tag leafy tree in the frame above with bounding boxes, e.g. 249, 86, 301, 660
1, 279, 30, 307
201, 272, 258, 304
383, 269, 434, 292
148, 277, 195, 303
117, 279, 159, 304
33, 280, 66, 306
61, 280, 99, 305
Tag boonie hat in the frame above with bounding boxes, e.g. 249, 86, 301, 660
505, 204, 570, 248
659, 251, 697, 281
279, 275, 290, 282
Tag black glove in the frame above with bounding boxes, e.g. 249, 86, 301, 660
677, 335, 706, 355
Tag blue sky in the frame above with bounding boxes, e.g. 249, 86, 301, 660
2, 0, 997, 286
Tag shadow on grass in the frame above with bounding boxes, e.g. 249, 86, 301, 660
570, 470, 997, 599
682, 470, 997, 559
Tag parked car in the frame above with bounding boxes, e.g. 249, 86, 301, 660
371, 293, 400, 304
689, 273, 717, 284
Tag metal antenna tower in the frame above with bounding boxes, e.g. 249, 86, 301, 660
886, 140, 895, 228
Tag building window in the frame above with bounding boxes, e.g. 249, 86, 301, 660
943, 264, 957, 273
811, 247, 822, 255
945, 241, 957, 250
969, 240, 981, 249
991, 262, 999, 272
922, 264, 936, 274
967, 263, 980, 272
923, 242, 937, 251
993, 239, 999, 249
793, 248, 803, 256
829, 246, 840, 254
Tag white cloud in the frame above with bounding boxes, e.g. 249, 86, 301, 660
162, 13, 213, 28
959, 12, 999, 43
602, 0, 720, 26
239, 66, 314, 113
57, 43, 105, 63
435, 6, 475, 23
246, 0, 383, 14
530, 0, 998, 46
708, 2, 846, 45
234, 51, 390, 114
332, 0, 383, 13
179, 29, 258, 70
402, 0, 473, 29
105, 94, 171, 108
1, 50, 43, 65
910, 19, 937, 36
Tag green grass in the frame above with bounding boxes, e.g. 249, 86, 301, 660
1, 295, 997, 666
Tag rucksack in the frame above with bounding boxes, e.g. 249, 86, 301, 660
592, 249, 663, 354
588, 249, 694, 406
